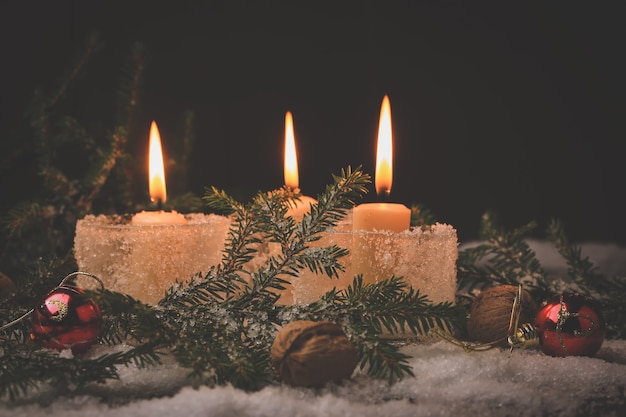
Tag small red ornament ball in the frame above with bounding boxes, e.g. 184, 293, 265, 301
30, 285, 102, 354
534, 293, 605, 357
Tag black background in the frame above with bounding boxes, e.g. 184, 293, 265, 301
1, 1, 624, 245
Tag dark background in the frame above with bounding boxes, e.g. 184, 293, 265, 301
1, 1, 624, 245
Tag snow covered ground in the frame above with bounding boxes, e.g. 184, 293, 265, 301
2, 240, 625, 417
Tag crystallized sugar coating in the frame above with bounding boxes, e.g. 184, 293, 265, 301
74, 213, 231, 304
293, 222, 458, 305
75, 212, 457, 308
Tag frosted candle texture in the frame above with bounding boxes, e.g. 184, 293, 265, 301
293, 221, 458, 305
74, 213, 230, 304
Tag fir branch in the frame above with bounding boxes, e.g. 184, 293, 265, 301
547, 218, 605, 294
203, 167, 370, 310
90, 289, 173, 345
167, 300, 274, 389
3, 202, 43, 238
457, 212, 546, 298
112, 41, 146, 209
203, 186, 241, 216
47, 32, 103, 110
160, 268, 245, 308
219, 203, 259, 278
295, 245, 349, 278
303, 166, 370, 236
179, 110, 195, 188
115, 42, 145, 130
0, 342, 161, 401
340, 276, 460, 336
79, 126, 127, 212
357, 335, 415, 383
251, 188, 296, 248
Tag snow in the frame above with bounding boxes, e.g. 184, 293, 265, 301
2, 241, 625, 416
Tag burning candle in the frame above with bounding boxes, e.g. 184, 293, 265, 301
353, 95, 410, 232
293, 96, 458, 309
132, 121, 187, 225
283, 111, 317, 220
74, 120, 231, 304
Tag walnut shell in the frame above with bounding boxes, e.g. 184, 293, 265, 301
467, 285, 538, 348
270, 320, 358, 387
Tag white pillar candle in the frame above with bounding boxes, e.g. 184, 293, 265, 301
353, 202, 410, 232
352, 95, 411, 283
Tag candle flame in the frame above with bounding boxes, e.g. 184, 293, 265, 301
375, 95, 393, 196
284, 111, 299, 189
148, 121, 167, 203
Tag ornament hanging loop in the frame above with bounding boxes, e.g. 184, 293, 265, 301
59, 271, 105, 290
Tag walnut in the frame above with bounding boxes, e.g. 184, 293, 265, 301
467, 285, 538, 347
270, 320, 358, 387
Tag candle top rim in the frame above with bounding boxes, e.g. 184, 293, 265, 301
76, 213, 230, 229
353, 202, 409, 208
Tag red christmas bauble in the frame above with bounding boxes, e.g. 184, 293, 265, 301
534, 293, 605, 357
30, 285, 102, 354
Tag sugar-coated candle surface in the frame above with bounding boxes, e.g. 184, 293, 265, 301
293, 221, 458, 307
351, 202, 411, 284
74, 213, 231, 304
131, 210, 187, 225
352, 202, 411, 232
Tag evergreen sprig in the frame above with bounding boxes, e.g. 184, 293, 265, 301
456, 212, 545, 304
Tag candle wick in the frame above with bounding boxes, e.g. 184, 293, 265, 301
157, 199, 163, 211
378, 189, 391, 201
